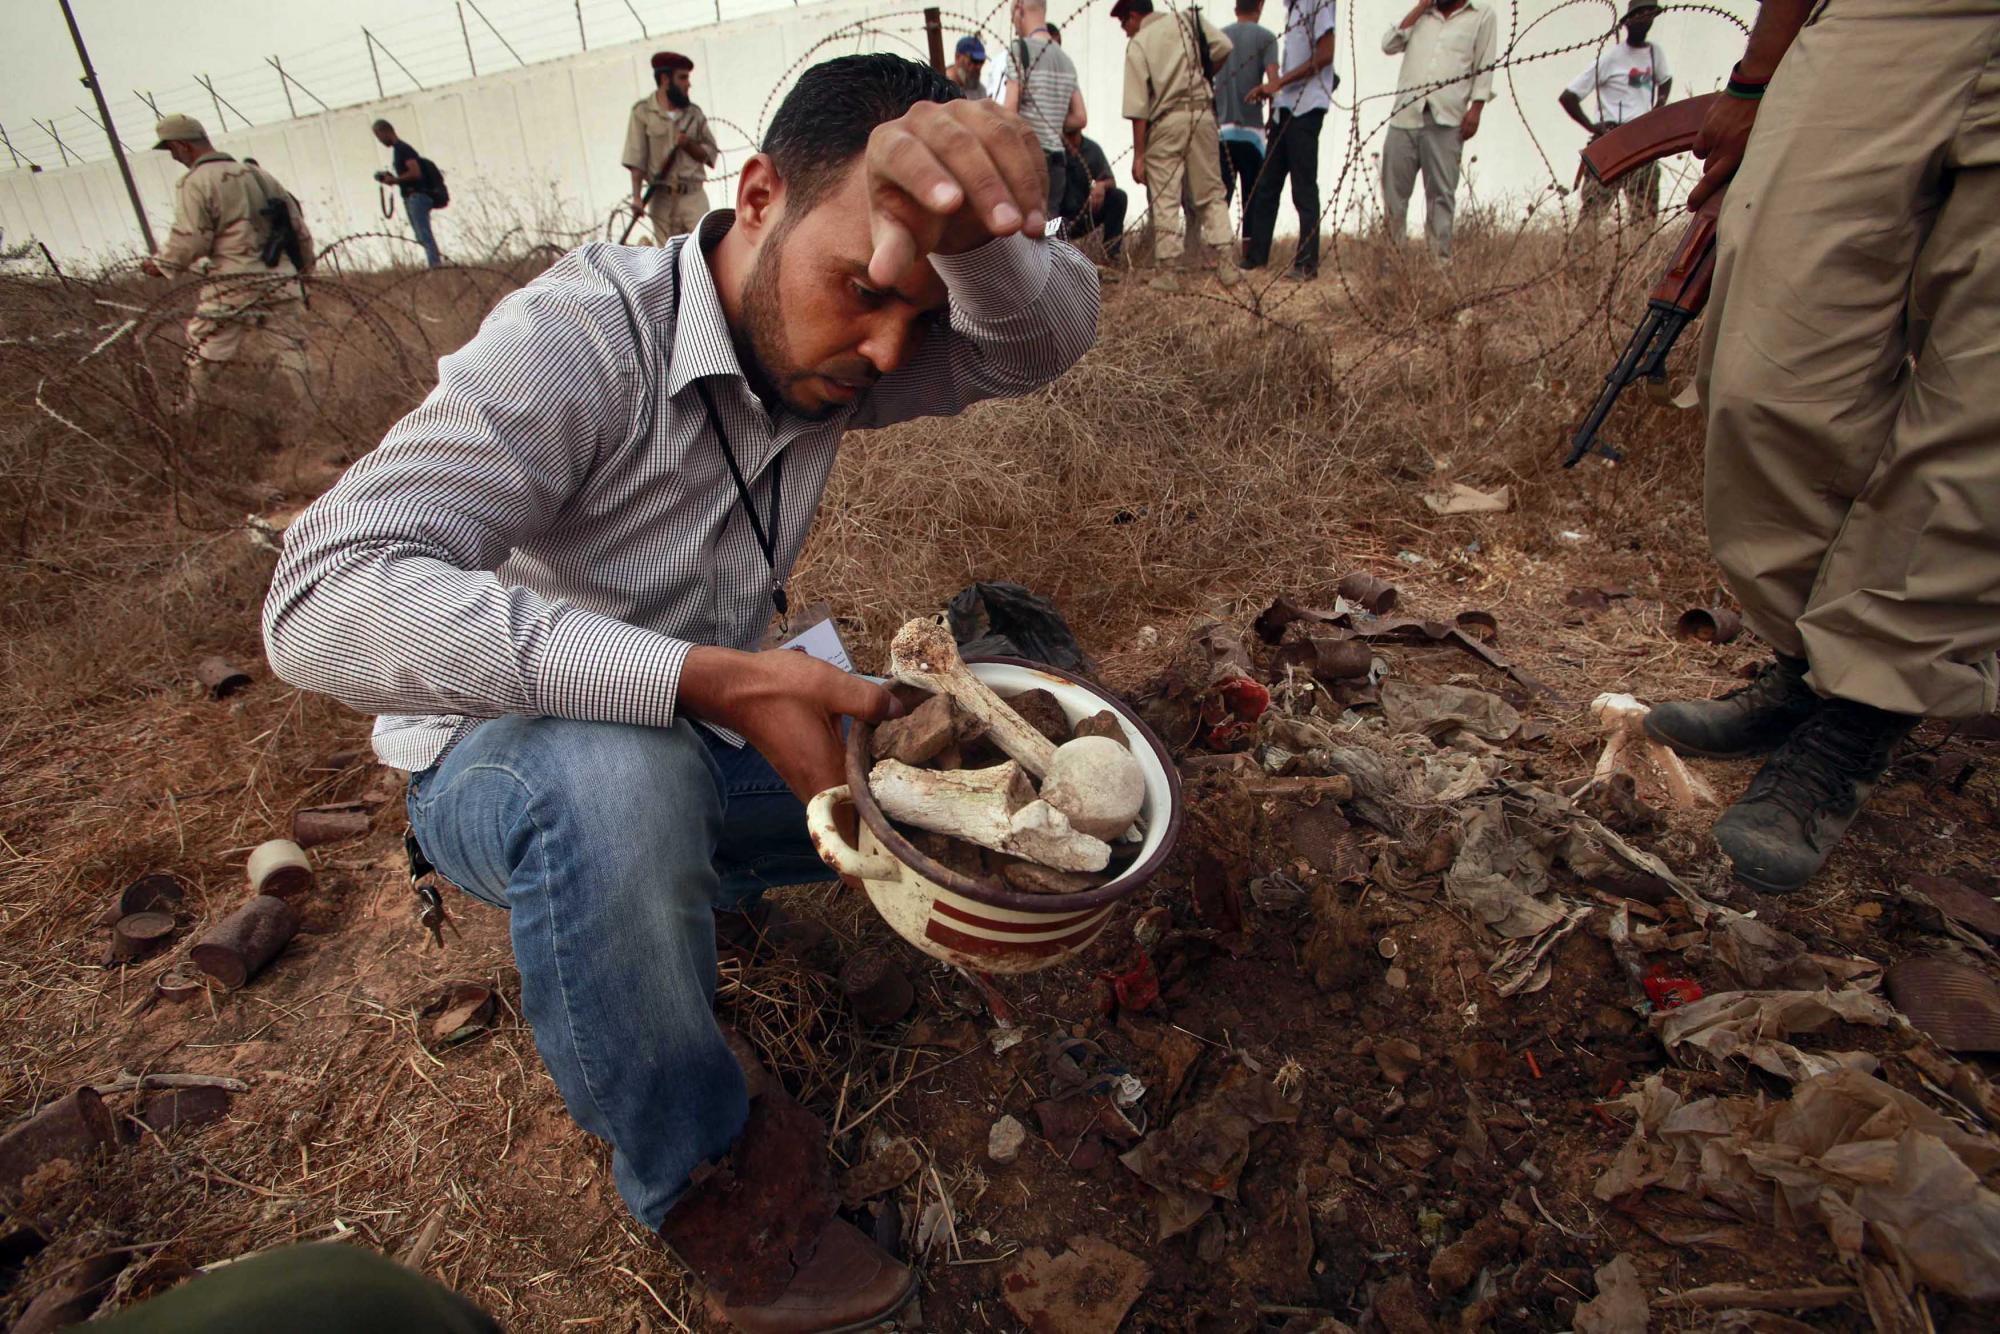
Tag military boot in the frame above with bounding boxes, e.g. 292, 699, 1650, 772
1643, 655, 1819, 758
658, 1043, 914, 1334
1712, 698, 1916, 893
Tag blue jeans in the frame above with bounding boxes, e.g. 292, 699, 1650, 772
406, 190, 442, 268
405, 716, 829, 1229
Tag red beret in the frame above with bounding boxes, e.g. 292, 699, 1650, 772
651, 51, 694, 73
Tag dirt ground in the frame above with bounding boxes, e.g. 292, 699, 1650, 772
2, 234, 1997, 1333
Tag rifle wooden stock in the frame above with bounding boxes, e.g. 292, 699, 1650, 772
1580, 93, 1720, 186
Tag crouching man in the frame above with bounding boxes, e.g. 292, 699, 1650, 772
263, 55, 1095, 1332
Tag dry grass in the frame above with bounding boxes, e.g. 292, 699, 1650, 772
1, 204, 1923, 1331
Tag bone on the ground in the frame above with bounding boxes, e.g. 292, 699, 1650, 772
1590, 693, 1716, 808
889, 618, 1059, 778
1041, 736, 1147, 842
871, 759, 1110, 871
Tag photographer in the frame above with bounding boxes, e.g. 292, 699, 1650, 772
372, 120, 443, 269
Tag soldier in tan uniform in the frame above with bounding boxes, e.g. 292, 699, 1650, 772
141, 114, 313, 409
1642, 0, 2000, 893
1112, 0, 1237, 287
622, 51, 721, 242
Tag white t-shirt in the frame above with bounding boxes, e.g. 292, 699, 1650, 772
1565, 42, 1670, 126
1275, 0, 1339, 116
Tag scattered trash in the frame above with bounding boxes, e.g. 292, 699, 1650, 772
988, 1114, 1027, 1165
1574, 1253, 1649, 1334
1336, 572, 1400, 615
136, 1082, 235, 1134
1884, 957, 2000, 1053
838, 1136, 922, 1208
1100, 951, 1160, 1015
98, 872, 184, 927
947, 581, 1091, 675
108, 910, 175, 964
1001, 1235, 1151, 1334
0, 1088, 118, 1199
840, 949, 916, 1027
423, 982, 498, 1046
990, 1025, 1029, 1056
1675, 607, 1743, 644
1396, 549, 1427, 565
1454, 609, 1499, 642
1583, 693, 1717, 809
194, 656, 251, 698
1903, 873, 2000, 942
1422, 481, 1512, 515
189, 894, 298, 990
154, 966, 207, 1003
247, 838, 316, 900
1118, 1065, 1301, 1239
1655, 987, 1895, 1082
1380, 680, 1522, 744
1595, 1067, 2000, 1300
1639, 964, 1705, 1012
292, 803, 371, 847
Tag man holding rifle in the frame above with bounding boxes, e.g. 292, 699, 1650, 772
1643, 0, 2000, 893
623, 50, 720, 241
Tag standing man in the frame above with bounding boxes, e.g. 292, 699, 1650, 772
1003, 0, 1088, 219
140, 114, 313, 412
949, 35, 991, 100
623, 51, 720, 243
1242, 0, 1337, 278
265, 54, 1096, 1332
1215, 0, 1279, 232
1112, 0, 1238, 286
1641, 0, 1999, 894
1559, 1, 1671, 219
371, 119, 444, 268
1064, 127, 1129, 256
1380, 0, 1497, 258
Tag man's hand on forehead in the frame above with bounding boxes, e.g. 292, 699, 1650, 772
864, 99, 1049, 288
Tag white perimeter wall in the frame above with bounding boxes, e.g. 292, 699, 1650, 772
1, 0, 1755, 270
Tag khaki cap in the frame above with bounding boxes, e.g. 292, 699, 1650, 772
152, 114, 208, 149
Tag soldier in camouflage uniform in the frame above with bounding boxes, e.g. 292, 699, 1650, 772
622, 51, 720, 242
141, 114, 314, 410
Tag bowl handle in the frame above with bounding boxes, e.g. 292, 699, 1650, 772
806, 785, 900, 881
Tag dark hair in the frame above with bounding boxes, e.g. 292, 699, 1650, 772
372, 118, 395, 134
1124, 0, 1155, 13
763, 54, 960, 214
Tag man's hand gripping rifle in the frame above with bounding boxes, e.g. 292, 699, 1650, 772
1565, 94, 1724, 467
618, 136, 685, 246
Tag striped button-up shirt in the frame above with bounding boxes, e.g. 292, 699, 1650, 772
263, 212, 1100, 771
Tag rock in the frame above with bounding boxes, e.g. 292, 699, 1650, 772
1072, 709, 1128, 746
1428, 1214, 1521, 1293
1002, 1235, 1150, 1334
1001, 688, 1072, 747
1374, 1038, 1424, 1086
989, 1114, 1027, 1165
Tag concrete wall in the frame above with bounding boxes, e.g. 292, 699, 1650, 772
1, 0, 1755, 271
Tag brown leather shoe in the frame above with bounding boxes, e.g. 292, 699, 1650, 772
658, 1053, 914, 1332
710, 1217, 915, 1334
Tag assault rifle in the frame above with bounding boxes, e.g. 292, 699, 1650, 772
618, 137, 685, 245
1565, 93, 1724, 468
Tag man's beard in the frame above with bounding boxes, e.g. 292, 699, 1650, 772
666, 84, 691, 109
739, 224, 843, 421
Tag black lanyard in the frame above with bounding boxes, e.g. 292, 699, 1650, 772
693, 377, 787, 622
669, 239, 789, 625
